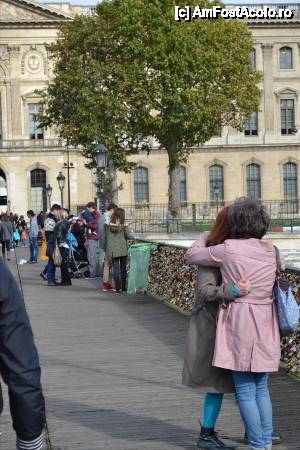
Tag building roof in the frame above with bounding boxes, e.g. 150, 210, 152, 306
0, 0, 73, 28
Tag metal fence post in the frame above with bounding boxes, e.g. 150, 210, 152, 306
192, 203, 196, 231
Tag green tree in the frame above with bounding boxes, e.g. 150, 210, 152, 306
42, 0, 261, 226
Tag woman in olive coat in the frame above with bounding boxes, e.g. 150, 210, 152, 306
103, 208, 133, 293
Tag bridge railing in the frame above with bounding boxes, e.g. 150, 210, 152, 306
139, 239, 300, 377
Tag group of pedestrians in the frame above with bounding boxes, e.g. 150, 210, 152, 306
183, 198, 285, 450
34, 202, 134, 293
0, 213, 27, 260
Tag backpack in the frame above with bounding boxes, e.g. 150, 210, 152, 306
273, 246, 300, 337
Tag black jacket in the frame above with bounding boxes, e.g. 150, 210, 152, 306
0, 258, 45, 440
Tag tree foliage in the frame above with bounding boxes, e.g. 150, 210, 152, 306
42, 0, 261, 220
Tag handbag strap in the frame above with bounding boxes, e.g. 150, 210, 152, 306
273, 245, 281, 277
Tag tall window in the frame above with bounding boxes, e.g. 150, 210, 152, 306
283, 162, 298, 212
180, 166, 187, 206
281, 99, 295, 135
28, 103, 44, 140
0, 94, 2, 140
244, 112, 258, 136
134, 167, 149, 204
246, 164, 261, 199
31, 169, 46, 212
209, 165, 224, 203
250, 49, 256, 68
283, 162, 298, 199
280, 47, 293, 69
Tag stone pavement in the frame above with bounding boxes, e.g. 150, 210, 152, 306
1, 248, 300, 450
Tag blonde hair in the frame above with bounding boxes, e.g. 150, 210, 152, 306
60, 209, 69, 220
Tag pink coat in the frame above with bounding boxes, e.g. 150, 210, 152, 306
185, 238, 282, 373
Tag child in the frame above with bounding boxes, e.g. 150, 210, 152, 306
20, 230, 27, 247
103, 208, 133, 293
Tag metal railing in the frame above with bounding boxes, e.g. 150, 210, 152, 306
119, 200, 300, 233
0, 138, 65, 150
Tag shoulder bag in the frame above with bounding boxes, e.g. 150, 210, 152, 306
274, 246, 299, 337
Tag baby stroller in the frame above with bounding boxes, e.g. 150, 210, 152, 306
66, 232, 89, 279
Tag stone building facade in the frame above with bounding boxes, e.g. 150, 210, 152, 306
0, 0, 96, 214
1, 1, 300, 213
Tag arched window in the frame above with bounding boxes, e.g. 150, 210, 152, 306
209, 165, 224, 203
283, 162, 298, 213
180, 166, 187, 206
250, 48, 256, 68
283, 162, 298, 198
280, 47, 293, 69
134, 167, 149, 204
31, 168, 46, 212
246, 164, 261, 199
0, 94, 3, 140
0, 169, 7, 206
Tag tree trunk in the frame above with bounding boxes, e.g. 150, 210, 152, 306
106, 158, 119, 205
167, 148, 181, 234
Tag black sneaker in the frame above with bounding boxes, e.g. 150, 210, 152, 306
244, 432, 282, 445
40, 272, 47, 281
197, 427, 235, 449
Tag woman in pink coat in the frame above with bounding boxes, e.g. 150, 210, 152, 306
185, 198, 282, 450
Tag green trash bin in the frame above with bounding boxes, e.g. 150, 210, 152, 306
127, 242, 156, 294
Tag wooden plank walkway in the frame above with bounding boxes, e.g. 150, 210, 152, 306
0, 249, 299, 450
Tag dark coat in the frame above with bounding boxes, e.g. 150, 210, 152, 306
182, 266, 235, 394
0, 220, 13, 241
0, 258, 45, 440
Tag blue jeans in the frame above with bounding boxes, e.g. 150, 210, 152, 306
47, 257, 56, 284
29, 237, 38, 262
232, 371, 272, 449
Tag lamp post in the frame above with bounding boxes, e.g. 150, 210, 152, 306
46, 184, 53, 210
214, 185, 220, 215
95, 144, 108, 213
63, 144, 74, 211
56, 172, 65, 208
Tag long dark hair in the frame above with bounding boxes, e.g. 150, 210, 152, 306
206, 207, 231, 247
110, 208, 125, 227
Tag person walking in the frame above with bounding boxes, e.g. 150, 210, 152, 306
45, 204, 61, 286
186, 198, 282, 450
103, 208, 133, 293
0, 252, 45, 449
98, 203, 117, 291
27, 211, 39, 264
0, 214, 14, 260
82, 202, 101, 279
53, 209, 72, 286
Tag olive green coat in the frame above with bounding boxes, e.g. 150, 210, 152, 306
103, 224, 134, 258
182, 266, 235, 394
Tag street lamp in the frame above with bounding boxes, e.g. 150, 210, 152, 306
95, 144, 108, 169
214, 185, 220, 215
46, 184, 53, 210
56, 172, 65, 208
63, 143, 75, 211
95, 144, 108, 213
